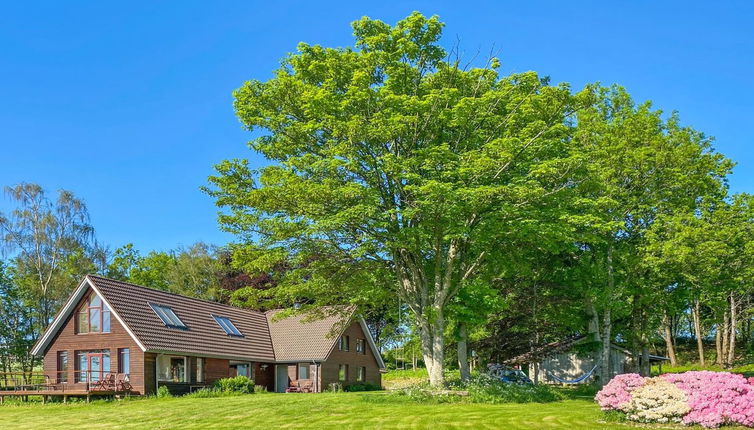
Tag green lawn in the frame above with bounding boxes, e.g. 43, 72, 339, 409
0, 392, 634, 430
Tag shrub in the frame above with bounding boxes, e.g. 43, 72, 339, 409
662, 371, 754, 428
157, 385, 172, 398
595, 373, 645, 412
254, 385, 269, 394
326, 382, 343, 392
466, 374, 565, 404
596, 371, 754, 428
184, 388, 240, 398
213, 375, 255, 394
626, 378, 689, 424
344, 383, 381, 392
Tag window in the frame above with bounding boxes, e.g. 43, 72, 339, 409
157, 355, 187, 382
338, 364, 348, 382
298, 363, 310, 380
149, 303, 187, 329
196, 358, 204, 383
356, 339, 366, 354
57, 351, 68, 383
76, 293, 111, 334
357, 366, 366, 382
231, 362, 251, 378
338, 335, 350, 351
212, 315, 243, 337
75, 350, 110, 383
118, 348, 130, 375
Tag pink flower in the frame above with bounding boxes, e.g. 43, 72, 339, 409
595, 373, 646, 412
662, 371, 754, 428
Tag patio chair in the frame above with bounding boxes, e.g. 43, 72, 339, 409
285, 380, 301, 393
299, 379, 314, 393
115, 374, 132, 392
92, 373, 115, 391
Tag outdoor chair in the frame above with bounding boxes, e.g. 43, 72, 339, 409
115, 374, 132, 392
299, 379, 314, 393
92, 373, 116, 391
285, 380, 301, 393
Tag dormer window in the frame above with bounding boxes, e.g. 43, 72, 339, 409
212, 315, 243, 337
76, 293, 111, 334
149, 303, 187, 329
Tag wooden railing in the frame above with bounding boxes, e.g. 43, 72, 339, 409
0, 371, 131, 392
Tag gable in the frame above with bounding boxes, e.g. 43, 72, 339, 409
31, 277, 146, 355
323, 318, 386, 370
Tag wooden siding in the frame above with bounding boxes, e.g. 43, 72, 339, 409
320, 321, 381, 389
254, 362, 274, 392
529, 348, 630, 385
42, 288, 145, 394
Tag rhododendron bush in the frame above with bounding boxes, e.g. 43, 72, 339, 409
596, 371, 754, 428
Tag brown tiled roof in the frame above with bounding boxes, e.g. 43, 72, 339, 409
88, 275, 275, 362
266, 308, 354, 362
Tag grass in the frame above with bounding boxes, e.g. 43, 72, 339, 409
0, 392, 633, 430
652, 363, 754, 377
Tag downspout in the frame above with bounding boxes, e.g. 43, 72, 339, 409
155, 354, 160, 395
311, 360, 319, 392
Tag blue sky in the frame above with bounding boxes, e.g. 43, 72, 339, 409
1, 1, 752, 253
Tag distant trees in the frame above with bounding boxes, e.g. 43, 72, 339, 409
0, 184, 98, 374
106, 242, 228, 302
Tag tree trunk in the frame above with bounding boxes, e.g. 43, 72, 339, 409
692, 300, 705, 366
641, 345, 650, 376
728, 293, 738, 366
419, 308, 446, 387
720, 306, 730, 366
599, 243, 614, 385
662, 311, 678, 366
600, 308, 612, 385
457, 322, 470, 382
715, 321, 723, 366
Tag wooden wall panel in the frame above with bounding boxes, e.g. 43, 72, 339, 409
42, 288, 145, 394
321, 322, 382, 389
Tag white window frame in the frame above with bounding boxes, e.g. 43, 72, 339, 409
157, 354, 188, 382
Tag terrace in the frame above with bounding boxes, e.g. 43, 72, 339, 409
0, 371, 133, 403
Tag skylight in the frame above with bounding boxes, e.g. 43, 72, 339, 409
149, 303, 187, 329
212, 315, 243, 337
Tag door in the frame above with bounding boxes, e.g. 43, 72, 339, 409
275, 365, 289, 393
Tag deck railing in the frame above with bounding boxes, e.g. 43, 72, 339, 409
0, 371, 131, 392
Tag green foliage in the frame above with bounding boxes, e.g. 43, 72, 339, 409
184, 388, 241, 398
107, 242, 227, 302
213, 375, 255, 394
326, 382, 344, 393
205, 10, 597, 386
157, 385, 172, 398
344, 382, 381, 392
253, 385, 269, 394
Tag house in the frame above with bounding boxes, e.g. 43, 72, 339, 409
30, 275, 385, 395
505, 335, 668, 384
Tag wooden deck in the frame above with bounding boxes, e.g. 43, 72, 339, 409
0, 372, 134, 403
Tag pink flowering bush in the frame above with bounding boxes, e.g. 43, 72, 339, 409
662, 371, 754, 428
597, 371, 754, 428
595, 373, 645, 411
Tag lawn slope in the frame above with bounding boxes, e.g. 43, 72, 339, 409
0, 392, 629, 430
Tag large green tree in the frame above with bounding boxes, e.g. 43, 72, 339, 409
206, 12, 590, 386
572, 87, 731, 379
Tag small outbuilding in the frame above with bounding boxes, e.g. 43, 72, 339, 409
506, 335, 669, 385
